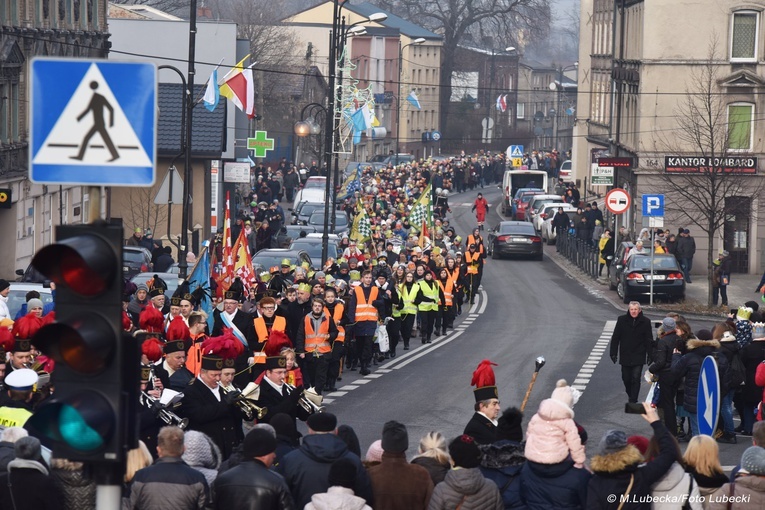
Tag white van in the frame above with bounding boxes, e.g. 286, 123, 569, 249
501, 170, 549, 215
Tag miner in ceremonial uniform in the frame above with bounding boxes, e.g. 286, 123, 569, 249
147, 274, 169, 313
166, 285, 185, 330
256, 355, 303, 424
296, 298, 338, 396
180, 351, 247, 460
6, 337, 34, 374
0, 368, 37, 428
212, 278, 256, 388
463, 359, 500, 444
137, 365, 162, 458
152, 339, 193, 393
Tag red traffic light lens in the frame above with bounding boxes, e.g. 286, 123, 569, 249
32, 314, 115, 375
32, 234, 117, 297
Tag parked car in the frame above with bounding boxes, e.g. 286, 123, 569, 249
614, 253, 685, 304
284, 224, 318, 241
292, 201, 325, 225
15, 264, 48, 283
487, 221, 543, 260
6, 283, 53, 318
513, 190, 546, 221
292, 187, 328, 212
534, 203, 575, 234
289, 237, 340, 267
130, 272, 181, 298
559, 160, 573, 181
524, 194, 565, 223
252, 249, 312, 273
308, 210, 350, 235
123, 246, 154, 279
607, 242, 636, 290
539, 205, 579, 244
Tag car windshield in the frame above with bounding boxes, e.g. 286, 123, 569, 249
520, 193, 541, 204
7, 288, 54, 318
499, 223, 536, 235
252, 254, 298, 270
309, 214, 348, 227
629, 256, 680, 270
534, 199, 562, 212
290, 242, 339, 260
298, 204, 322, 217
304, 179, 325, 189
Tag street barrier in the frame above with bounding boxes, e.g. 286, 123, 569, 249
556, 232, 599, 279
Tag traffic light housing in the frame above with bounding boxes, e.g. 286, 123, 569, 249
25, 222, 138, 464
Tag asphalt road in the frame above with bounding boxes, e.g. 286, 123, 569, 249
319, 185, 749, 468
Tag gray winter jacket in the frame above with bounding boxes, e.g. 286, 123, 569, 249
427, 467, 503, 510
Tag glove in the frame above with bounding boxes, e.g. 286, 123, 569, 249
223, 389, 240, 405
610, 355, 618, 364
288, 385, 304, 403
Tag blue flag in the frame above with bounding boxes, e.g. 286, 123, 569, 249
187, 241, 214, 331
203, 69, 220, 112
407, 90, 422, 110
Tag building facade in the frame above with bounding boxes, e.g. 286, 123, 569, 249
0, 1, 109, 279
574, 0, 765, 274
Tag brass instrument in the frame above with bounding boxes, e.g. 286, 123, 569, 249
218, 383, 267, 421
285, 383, 324, 420
140, 391, 189, 429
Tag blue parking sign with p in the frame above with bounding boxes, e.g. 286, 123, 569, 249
642, 194, 664, 216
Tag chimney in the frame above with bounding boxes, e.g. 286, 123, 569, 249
198, 7, 212, 18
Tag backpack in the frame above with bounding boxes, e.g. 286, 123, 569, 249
728, 351, 746, 388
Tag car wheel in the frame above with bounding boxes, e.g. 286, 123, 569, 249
608, 277, 616, 291
491, 247, 499, 260
617, 282, 630, 303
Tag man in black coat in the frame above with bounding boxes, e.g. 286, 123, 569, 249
256, 356, 303, 424
212, 428, 295, 510
179, 355, 246, 460
610, 301, 654, 403
464, 372, 500, 445
212, 281, 257, 388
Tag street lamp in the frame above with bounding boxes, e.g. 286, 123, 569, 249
396, 37, 426, 156
484, 46, 516, 150
550, 62, 578, 152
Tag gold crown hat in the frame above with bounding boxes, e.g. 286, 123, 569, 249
297, 282, 312, 293
737, 306, 753, 321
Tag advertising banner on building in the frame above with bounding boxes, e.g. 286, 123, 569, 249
664, 156, 757, 174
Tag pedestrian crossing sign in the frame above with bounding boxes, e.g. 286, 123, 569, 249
30, 58, 157, 186
509, 145, 524, 158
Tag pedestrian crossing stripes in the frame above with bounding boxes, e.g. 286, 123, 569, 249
571, 320, 616, 393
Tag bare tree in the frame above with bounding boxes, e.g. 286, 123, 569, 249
119, 187, 169, 241
375, 0, 551, 139
650, 41, 764, 306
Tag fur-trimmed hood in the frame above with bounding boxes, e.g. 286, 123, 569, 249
686, 338, 720, 351
590, 445, 644, 473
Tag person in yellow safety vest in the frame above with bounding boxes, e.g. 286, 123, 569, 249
463, 243, 486, 305
435, 267, 455, 336
445, 256, 465, 316
396, 271, 420, 351
347, 270, 385, 376
295, 298, 338, 395
467, 228, 486, 256
0, 368, 37, 428
413, 270, 445, 345
323, 288, 346, 393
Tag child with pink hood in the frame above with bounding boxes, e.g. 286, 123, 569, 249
524, 379, 586, 468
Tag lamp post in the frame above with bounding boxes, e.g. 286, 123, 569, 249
550, 62, 578, 153
484, 46, 515, 151
396, 37, 426, 156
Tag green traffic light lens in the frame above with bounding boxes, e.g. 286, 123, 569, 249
59, 404, 105, 451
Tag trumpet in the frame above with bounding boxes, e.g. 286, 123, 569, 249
218, 383, 267, 421
140, 391, 189, 430
285, 383, 324, 420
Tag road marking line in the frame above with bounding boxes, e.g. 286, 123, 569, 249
478, 290, 488, 314
326, 391, 347, 397
572, 320, 617, 395
394, 331, 465, 369
322, 398, 335, 403
355, 378, 371, 384
338, 385, 358, 391
365, 374, 384, 379
376, 369, 392, 373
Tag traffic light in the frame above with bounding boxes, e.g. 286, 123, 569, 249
25, 221, 139, 464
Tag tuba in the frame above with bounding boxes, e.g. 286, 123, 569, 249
284, 383, 324, 421
218, 383, 267, 421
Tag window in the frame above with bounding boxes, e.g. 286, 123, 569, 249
728, 103, 754, 150
731, 11, 759, 61
516, 103, 525, 119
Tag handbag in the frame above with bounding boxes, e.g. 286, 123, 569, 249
721, 274, 730, 286
616, 474, 634, 510
374, 323, 389, 353
726, 481, 736, 510
682, 474, 694, 510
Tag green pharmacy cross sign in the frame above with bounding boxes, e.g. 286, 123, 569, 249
247, 131, 275, 158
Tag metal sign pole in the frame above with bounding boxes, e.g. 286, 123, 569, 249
650, 227, 655, 306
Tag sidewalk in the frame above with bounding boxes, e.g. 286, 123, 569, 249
546, 246, 764, 317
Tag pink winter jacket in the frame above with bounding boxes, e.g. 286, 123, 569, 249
524, 398, 586, 466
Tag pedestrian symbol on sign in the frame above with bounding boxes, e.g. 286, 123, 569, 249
33, 63, 151, 169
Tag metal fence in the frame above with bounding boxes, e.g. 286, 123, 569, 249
556, 232, 600, 279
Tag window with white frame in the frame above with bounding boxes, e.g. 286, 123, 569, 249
516, 102, 525, 119
728, 103, 754, 151
731, 11, 759, 61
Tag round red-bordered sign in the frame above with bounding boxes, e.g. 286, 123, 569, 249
605, 188, 631, 215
